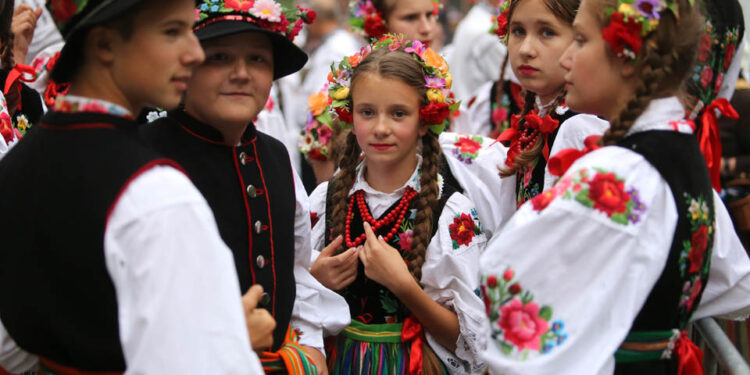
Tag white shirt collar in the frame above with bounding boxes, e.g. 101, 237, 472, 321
349, 155, 423, 197
626, 96, 693, 136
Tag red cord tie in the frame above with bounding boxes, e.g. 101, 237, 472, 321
698, 98, 738, 193
401, 316, 424, 375
548, 135, 602, 177
673, 331, 703, 375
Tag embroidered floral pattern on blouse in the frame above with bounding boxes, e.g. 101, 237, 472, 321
449, 209, 482, 250
396, 209, 417, 251
530, 168, 647, 226
51, 95, 133, 118
678, 194, 714, 314
452, 135, 483, 165
481, 267, 568, 358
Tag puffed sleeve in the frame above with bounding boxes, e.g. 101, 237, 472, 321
479, 147, 677, 374
420, 192, 489, 374
452, 82, 493, 136
308, 181, 330, 258
691, 190, 750, 321
439, 132, 516, 237
290, 169, 350, 352
544, 114, 609, 191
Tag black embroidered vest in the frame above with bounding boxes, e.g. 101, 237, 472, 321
141, 110, 296, 350
0, 111, 172, 371
615, 131, 715, 374
324, 178, 456, 324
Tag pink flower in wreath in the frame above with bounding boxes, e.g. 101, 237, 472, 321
225, 0, 254, 12
251, 0, 282, 22
398, 229, 413, 251
700, 65, 713, 88
499, 299, 549, 351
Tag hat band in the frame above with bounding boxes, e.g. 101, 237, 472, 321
193, 15, 261, 32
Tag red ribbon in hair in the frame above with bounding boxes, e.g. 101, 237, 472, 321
698, 98, 738, 193
548, 136, 602, 177
524, 112, 560, 161
673, 331, 703, 375
401, 316, 424, 375
3, 64, 37, 111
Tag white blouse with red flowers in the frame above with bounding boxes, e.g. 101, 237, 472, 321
478, 97, 750, 374
308, 157, 490, 374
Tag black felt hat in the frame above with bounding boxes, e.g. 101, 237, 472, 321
47, 0, 148, 83
193, 0, 316, 79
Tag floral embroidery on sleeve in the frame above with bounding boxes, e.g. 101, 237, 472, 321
481, 268, 568, 358
530, 168, 647, 226
452, 134, 483, 164
678, 194, 714, 314
449, 209, 482, 249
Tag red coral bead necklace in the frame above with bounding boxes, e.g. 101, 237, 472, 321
345, 187, 418, 248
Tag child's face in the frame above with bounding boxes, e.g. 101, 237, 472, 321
351, 73, 427, 171
110, 0, 204, 111
507, 0, 574, 102
559, 0, 631, 119
184, 32, 274, 129
386, 0, 437, 45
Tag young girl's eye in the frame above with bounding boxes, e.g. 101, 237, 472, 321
249, 55, 267, 63
164, 28, 181, 37
207, 53, 231, 63
574, 34, 586, 45
541, 28, 556, 38
404, 13, 419, 21
393, 110, 407, 118
511, 27, 525, 37
359, 108, 374, 117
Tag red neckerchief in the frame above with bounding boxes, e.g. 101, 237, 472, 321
496, 110, 560, 168
697, 98, 738, 193
548, 135, 603, 177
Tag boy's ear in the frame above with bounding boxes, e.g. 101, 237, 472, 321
86, 26, 119, 65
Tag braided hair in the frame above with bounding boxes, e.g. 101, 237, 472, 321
0, 0, 15, 69
593, 0, 702, 145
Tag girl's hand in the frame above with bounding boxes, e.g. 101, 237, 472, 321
310, 235, 359, 290
241, 285, 276, 352
359, 222, 414, 293
11, 5, 42, 64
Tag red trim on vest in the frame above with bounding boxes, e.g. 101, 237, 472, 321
40, 123, 117, 131
232, 146, 257, 285
38, 357, 123, 375
178, 123, 258, 147
105, 159, 188, 227
253, 142, 277, 318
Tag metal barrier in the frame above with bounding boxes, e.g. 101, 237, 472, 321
694, 318, 750, 375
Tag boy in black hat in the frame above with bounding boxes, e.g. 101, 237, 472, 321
0, 0, 267, 373
141, 1, 349, 373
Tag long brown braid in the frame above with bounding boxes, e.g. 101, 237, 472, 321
497, 0, 579, 177
592, 0, 702, 146
0, 0, 15, 69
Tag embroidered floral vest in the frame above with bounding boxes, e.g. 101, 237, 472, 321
324, 180, 455, 324
615, 131, 715, 373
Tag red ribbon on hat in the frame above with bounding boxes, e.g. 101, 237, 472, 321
401, 316, 424, 375
674, 331, 703, 375
698, 98, 738, 193
548, 135, 602, 177
3, 64, 37, 110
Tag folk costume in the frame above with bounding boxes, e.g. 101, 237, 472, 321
309, 158, 489, 374
0, 68, 45, 161
141, 2, 347, 374
479, 97, 750, 374
0, 1, 265, 371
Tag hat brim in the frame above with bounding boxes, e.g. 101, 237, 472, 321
50, 0, 147, 83
194, 20, 308, 80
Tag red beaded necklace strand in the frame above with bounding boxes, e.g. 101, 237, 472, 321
344, 187, 418, 248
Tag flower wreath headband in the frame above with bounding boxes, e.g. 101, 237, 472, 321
349, 0, 441, 40
327, 34, 459, 135
602, 0, 693, 62
196, 0, 316, 41
489, 0, 511, 44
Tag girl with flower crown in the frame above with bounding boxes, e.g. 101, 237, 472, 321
479, 0, 750, 373
349, 0, 439, 44
308, 35, 487, 374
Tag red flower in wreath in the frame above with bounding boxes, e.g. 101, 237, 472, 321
689, 225, 709, 274
450, 213, 477, 247
601, 12, 643, 59
420, 101, 450, 125
588, 172, 630, 216
455, 136, 481, 155
697, 33, 712, 62
49, 0, 79, 26
494, 10, 509, 38
724, 43, 736, 71
225, 0, 253, 12
364, 13, 387, 38
334, 106, 353, 124
531, 190, 556, 212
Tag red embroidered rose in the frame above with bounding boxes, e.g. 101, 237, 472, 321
503, 268, 514, 281
450, 213, 477, 247
499, 299, 549, 351
419, 102, 450, 125
601, 12, 643, 58
334, 106, 353, 124
697, 33, 712, 62
364, 14, 387, 38
0, 112, 12, 143
531, 190, 556, 212
588, 172, 630, 216
689, 225, 708, 274
725, 43, 736, 71
700, 65, 713, 88
455, 136, 481, 155
508, 283, 521, 295
487, 275, 498, 288
686, 277, 703, 311
715, 73, 724, 95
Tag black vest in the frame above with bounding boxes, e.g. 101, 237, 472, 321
615, 131, 715, 374
0, 111, 171, 371
323, 177, 456, 323
140, 110, 296, 350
